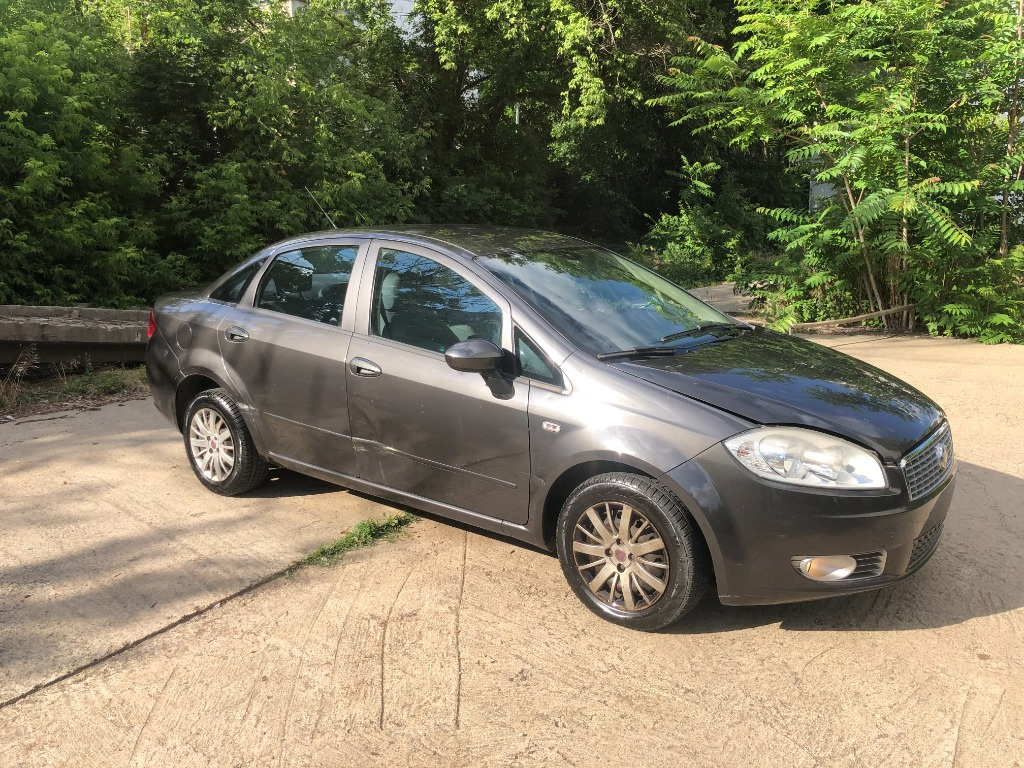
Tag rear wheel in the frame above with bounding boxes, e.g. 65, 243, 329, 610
183, 388, 267, 495
556, 472, 709, 631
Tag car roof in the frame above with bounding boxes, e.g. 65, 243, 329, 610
268, 226, 592, 261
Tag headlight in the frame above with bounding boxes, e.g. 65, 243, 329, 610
723, 427, 886, 489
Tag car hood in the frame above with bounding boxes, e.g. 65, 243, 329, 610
610, 328, 943, 461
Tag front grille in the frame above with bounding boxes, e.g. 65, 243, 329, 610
902, 423, 954, 500
851, 550, 887, 579
908, 523, 943, 570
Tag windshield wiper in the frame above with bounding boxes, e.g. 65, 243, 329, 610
596, 346, 678, 361
659, 323, 745, 344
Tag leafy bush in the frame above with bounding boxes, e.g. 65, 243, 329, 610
0, 11, 186, 306
913, 246, 1024, 343
634, 156, 773, 288
656, 0, 1024, 340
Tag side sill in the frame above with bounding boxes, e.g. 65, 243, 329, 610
267, 452, 544, 547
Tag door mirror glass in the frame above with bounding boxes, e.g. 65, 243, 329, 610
445, 339, 504, 373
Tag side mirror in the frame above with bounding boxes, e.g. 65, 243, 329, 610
445, 339, 503, 373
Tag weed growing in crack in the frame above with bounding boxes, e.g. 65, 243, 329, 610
294, 513, 415, 571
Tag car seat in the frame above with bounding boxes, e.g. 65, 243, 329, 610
378, 271, 400, 337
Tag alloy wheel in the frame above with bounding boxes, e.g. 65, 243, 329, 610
188, 407, 235, 483
571, 501, 670, 612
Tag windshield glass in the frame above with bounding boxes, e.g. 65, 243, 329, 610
475, 246, 736, 355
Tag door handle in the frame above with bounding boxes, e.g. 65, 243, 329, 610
225, 326, 249, 342
349, 357, 382, 377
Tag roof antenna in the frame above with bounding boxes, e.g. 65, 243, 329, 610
305, 186, 337, 229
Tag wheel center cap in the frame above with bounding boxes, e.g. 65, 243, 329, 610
614, 548, 628, 563
210, 439, 217, 450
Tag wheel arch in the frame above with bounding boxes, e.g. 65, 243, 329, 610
538, 459, 690, 547
175, 373, 226, 432
540, 458, 717, 587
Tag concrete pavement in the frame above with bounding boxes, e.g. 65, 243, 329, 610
1, 334, 1022, 766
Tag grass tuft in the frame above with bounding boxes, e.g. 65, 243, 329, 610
295, 512, 415, 570
0, 362, 148, 417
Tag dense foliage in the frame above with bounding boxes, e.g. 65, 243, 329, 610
0, 0, 1021, 341
658, 0, 1024, 341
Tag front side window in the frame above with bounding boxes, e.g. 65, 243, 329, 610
371, 248, 502, 354
255, 245, 357, 325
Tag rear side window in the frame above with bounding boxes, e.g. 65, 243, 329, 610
209, 259, 265, 304
255, 246, 358, 326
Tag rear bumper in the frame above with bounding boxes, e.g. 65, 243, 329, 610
661, 443, 956, 606
146, 330, 179, 429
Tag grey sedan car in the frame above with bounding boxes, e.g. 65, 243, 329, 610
147, 227, 956, 630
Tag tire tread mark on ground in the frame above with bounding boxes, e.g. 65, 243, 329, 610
238, 655, 270, 726
951, 686, 974, 768
277, 575, 342, 767
796, 645, 834, 677
983, 688, 1006, 733
860, 588, 891, 628
126, 661, 180, 767
310, 570, 360, 742
378, 567, 414, 731
454, 530, 468, 730
895, 675, 934, 710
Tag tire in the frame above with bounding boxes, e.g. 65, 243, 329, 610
556, 472, 709, 631
182, 388, 268, 496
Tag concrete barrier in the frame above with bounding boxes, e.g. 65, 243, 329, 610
0, 306, 149, 366
0, 285, 755, 367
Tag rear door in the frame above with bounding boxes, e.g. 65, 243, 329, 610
345, 240, 532, 524
218, 239, 367, 474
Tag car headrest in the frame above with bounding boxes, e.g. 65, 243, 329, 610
319, 281, 347, 301
381, 271, 400, 311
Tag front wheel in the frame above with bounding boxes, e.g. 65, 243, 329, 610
183, 388, 268, 496
556, 473, 709, 631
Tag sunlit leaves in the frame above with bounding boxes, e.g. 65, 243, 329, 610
654, 0, 1024, 341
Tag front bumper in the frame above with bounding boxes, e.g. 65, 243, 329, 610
661, 442, 956, 606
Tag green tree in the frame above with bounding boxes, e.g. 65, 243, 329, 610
658, 0, 1024, 341
0, 5, 182, 305
125, 0, 422, 279
408, 0, 735, 238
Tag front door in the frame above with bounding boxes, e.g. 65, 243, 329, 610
218, 242, 363, 474
345, 241, 531, 524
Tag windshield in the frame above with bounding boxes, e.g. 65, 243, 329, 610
475, 246, 737, 355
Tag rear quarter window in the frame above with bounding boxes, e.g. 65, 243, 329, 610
210, 259, 266, 304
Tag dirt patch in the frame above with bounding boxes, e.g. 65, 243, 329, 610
1, 336, 1022, 766
1, 363, 149, 421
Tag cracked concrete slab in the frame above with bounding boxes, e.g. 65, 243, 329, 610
0, 400, 388, 705
1, 334, 1023, 766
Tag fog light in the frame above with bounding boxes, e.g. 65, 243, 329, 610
792, 555, 858, 582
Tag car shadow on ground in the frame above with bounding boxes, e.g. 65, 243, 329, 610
666, 460, 1023, 634
244, 466, 344, 499
310, 456, 1024, 635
